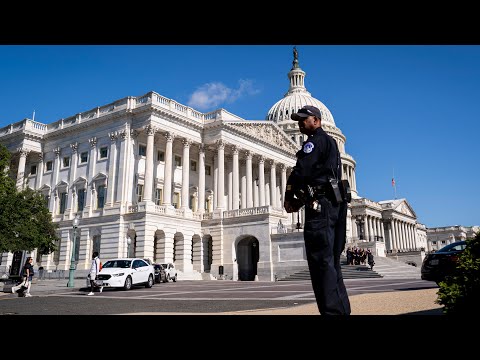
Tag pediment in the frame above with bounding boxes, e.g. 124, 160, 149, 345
92, 172, 108, 182
224, 121, 297, 155
55, 180, 69, 189
39, 184, 51, 192
73, 176, 88, 186
394, 200, 416, 218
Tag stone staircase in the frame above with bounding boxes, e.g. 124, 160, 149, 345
278, 255, 422, 281
176, 269, 208, 281
372, 255, 422, 279
278, 256, 382, 281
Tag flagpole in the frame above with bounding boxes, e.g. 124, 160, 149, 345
392, 168, 397, 199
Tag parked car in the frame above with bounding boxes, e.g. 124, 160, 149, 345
153, 263, 167, 283
161, 262, 177, 282
421, 241, 467, 284
96, 258, 155, 290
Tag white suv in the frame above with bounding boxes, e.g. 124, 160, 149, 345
161, 263, 177, 282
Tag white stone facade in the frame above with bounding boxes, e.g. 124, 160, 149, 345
0, 49, 438, 280
426, 225, 480, 252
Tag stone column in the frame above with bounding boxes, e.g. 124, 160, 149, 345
143, 125, 156, 203
269, 160, 277, 209
227, 156, 233, 210
216, 140, 225, 209
68, 143, 78, 217
258, 156, 265, 206
84, 137, 97, 216
162, 132, 174, 206
52, 147, 61, 214
181, 138, 191, 210
125, 129, 137, 207
245, 151, 253, 208
16, 148, 29, 190
198, 144, 205, 213
280, 164, 287, 208
232, 146, 239, 210
116, 129, 129, 204
240, 159, 246, 209
107, 132, 118, 206
213, 152, 218, 210
381, 219, 386, 242
36, 153, 44, 190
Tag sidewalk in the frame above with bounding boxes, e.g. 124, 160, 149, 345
0, 278, 444, 315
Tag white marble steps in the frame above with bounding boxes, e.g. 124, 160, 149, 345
371, 256, 422, 279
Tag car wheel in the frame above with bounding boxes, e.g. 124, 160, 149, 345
172, 274, 177, 282
123, 276, 132, 291
146, 274, 154, 288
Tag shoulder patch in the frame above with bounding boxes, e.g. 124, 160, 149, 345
303, 142, 315, 154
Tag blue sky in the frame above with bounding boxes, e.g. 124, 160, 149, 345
0, 45, 478, 228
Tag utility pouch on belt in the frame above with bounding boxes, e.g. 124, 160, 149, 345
328, 177, 344, 205
341, 179, 352, 203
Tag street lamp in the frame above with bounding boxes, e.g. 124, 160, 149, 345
127, 237, 131, 258
296, 211, 302, 232
67, 214, 80, 288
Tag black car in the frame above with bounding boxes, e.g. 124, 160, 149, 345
421, 240, 467, 284
153, 263, 167, 283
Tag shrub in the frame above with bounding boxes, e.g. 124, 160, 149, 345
436, 231, 480, 314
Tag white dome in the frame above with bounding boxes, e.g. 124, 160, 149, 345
266, 49, 335, 126
267, 93, 336, 126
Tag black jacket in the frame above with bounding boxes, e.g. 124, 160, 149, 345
286, 127, 341, 197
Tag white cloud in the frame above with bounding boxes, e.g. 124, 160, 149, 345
187, 79, 259, 111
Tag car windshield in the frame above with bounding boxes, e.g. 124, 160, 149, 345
103, 260, 132, 269
438, 242, 466, 253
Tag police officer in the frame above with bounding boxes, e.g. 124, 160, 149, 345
284, 105, 351, 315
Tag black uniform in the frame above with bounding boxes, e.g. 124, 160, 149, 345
286, 126, 351, 315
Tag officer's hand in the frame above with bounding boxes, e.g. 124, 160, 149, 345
284, 198, 303, 213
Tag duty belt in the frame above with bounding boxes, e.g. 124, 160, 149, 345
313, 185, 328, 195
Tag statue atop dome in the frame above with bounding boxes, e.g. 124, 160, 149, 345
292, 46, 299, 69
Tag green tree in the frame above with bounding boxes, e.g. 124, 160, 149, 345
0, 143, 59, 254
436, 231, 480, 314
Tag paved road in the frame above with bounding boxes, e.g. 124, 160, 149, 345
0, 278, 442, 315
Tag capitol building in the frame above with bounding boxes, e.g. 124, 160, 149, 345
0, 49, 431, 281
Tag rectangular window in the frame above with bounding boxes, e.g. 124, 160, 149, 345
205, 165, 211, 176
190, 160, 197, 171
139, 145, 147, 157
74, 234, 80, 262
46, 161, 53, 172
174, 155, 182, 167
53, 238, 61, 264
99, 147, 108, 159
80, 152, 88, 163
173, 192, 180, 208
59, 192, 68, 214
44, 194, 50, 208
157, 151, 164, 162
93, 235, 101, 256
97, 185, 106, 209
30, 165, 37, 175
63, 156, 70, 168
136, 184, 144, 203
77, 189, 86, 212
155, 188, 163, 205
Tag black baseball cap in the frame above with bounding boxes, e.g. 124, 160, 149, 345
291, 105, 322, 121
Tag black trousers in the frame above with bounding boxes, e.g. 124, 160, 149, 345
303, 197, 351, 315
